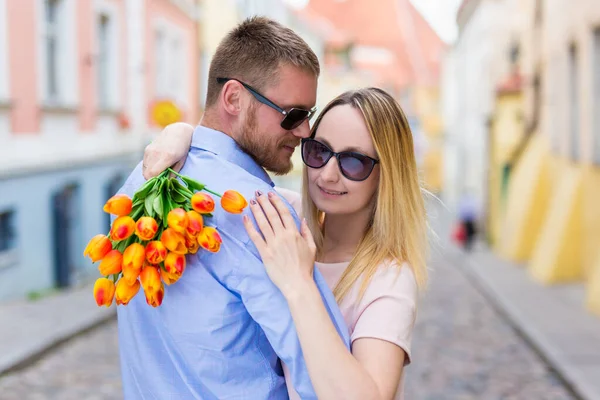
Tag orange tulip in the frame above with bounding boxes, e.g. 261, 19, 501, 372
185, 211, 204, 237
135, 217, 159, 241
122, 243, 145, 284
145, 284, 164, 307
140, 265, 162, 294
198, 227, 222, 253
84, 234, 112, 262
103, 194, 132, 216
98, 249, 123, 275
110, 216, 135, 241
94, 277, 116, 307
164, 252, 186, 276
191, 192, 215, 214
184, 233, 200, 254
161, 228, 188, 255
167, 208, 189, 234
145, 240, 167, 264
160, 267, 181, 286
115, 278, 141, 305
221, 190, 248, 214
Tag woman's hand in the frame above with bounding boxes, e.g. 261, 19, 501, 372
243, 191, 317, 298
143, 122, 194, 180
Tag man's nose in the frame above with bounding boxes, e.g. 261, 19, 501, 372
290, 119, 311, 139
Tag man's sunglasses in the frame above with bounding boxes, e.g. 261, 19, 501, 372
301, 138, 379, 181
216, 77, 317, 130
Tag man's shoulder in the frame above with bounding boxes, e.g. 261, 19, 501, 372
182, 151, 273, 196
118, 162, 145, 196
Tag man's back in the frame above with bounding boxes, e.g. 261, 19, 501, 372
117, 127, 349, 399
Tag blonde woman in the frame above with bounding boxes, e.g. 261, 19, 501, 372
144, 88, 428, 400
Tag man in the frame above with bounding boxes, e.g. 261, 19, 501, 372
117, 17, 350, 399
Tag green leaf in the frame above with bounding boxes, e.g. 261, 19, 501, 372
134, 178, 157, 199
181, 176, 205, 192
145, 191, 157, 217
170, 186, 187, 203
173, 180, 193, 200
163, 194, 172, 228
153, 194, 163, 219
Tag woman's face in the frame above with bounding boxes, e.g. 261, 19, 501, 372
305, 104, 380, 216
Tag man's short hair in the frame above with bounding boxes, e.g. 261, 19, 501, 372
205, 17, 320, 108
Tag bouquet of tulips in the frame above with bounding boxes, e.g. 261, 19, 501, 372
84, 168, 247, 308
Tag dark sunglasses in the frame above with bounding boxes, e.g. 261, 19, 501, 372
216, 77, 317, 130
301, 138, 379, 181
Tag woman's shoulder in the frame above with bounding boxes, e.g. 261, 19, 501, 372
274, 186, 302, 216
365, 259, 418, 301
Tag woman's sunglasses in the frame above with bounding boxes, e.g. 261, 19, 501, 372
216, 77, 317, 130
301, 138, 379, 181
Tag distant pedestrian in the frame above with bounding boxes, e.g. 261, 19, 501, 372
458, 191, 478, 251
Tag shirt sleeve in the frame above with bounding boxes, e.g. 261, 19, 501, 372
224, 193, 351, 399
350, 263, 418, 365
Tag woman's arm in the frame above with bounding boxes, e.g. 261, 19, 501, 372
143, 122, 194, 179
243, 192, 407, 400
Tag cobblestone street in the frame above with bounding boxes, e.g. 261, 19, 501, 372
404, 246, 575, 400
0, 246, 577, 400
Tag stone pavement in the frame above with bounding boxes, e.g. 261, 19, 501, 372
456, 248, 600, 400
0, 283, 115, 376
404, 242, 577, 400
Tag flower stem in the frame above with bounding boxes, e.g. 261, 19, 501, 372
203, 188, 222, 198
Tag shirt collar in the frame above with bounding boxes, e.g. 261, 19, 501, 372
190, 125, 274, 187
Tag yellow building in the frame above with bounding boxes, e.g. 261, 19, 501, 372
488, 0, 600, 316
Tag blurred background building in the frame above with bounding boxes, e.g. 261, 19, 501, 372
4, 0, 597, 320
442, 0, 600, 316
0, 0, 445, 301
0, 0, 199, 300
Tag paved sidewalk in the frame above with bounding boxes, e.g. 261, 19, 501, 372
0, 283, 115, 376
451, 246, 600, 400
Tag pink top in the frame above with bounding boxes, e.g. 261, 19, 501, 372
276, 188, 418, 400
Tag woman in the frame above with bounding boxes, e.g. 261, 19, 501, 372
145, 88, 428, 399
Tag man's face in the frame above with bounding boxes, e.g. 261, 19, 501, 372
236, 65, 317, 175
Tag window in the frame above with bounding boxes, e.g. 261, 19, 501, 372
534, 0, 543, 26
44, 0, 61, 101
0, 0, 8, 102
0, 210, 16, 252
569, 44, 580, 161
39, 0, 77, 106
95, 2, 120, 111
594, 28, 600, 164
509, 44, 520, 66
97, 14, 110, 109
154, 22, 187, 105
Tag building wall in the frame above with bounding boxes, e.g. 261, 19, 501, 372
0, 0, 200, 301
541, 0, 600, 162
146, 0, 200, 127
0, 159, 135, 301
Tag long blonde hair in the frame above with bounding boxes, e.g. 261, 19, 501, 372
302, 88, 428, 303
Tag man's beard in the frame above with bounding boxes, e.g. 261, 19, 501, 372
236, 106, 296, 176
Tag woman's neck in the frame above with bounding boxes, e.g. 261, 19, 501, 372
319, 208, 372, 264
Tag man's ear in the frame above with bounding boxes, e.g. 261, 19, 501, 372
220, 81, 243, 117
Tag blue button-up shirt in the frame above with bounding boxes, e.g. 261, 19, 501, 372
117, 126, 350, 399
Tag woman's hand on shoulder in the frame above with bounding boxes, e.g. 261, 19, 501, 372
143, 122, 194, 180
243, 191, 316, 298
